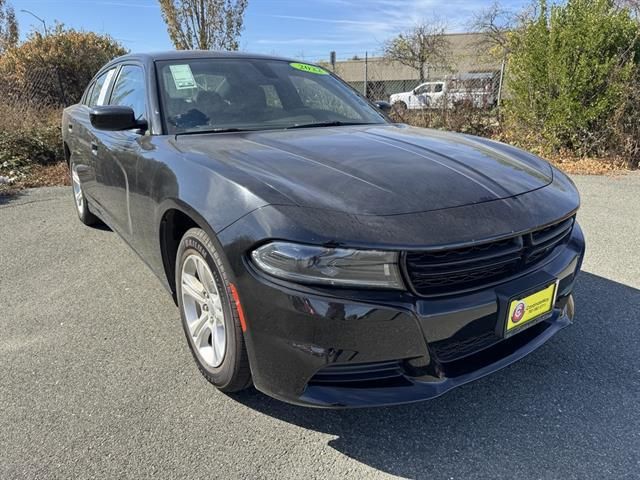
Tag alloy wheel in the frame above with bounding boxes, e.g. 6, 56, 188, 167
180, 254, 227, 368
71, 166, 85, 215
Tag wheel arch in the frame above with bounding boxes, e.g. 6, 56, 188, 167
63, 141, 72, 166
158, 200, 222, 302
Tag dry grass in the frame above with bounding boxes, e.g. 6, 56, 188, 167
546, 154, 630, 175
19, 162, 71, 188
0, 163, 70, 196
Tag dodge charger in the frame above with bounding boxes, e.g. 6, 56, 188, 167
61, 51, 585, 408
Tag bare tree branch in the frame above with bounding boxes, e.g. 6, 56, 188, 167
470, 1, 515, 57
382, 20, 451, 83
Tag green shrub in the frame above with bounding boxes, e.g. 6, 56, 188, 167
0, 24, 126, 105
505, 0, 640, 159
0, 26, 126, 183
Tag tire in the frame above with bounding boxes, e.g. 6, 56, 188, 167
393, 101, 407, 114
70, 160, 98, 226
175, 228, 252, 392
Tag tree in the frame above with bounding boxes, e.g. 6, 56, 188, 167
470, 1, 515, 58
0, 0, 18, 54
158, 0, 248, 51
382, 21, 451, 82
506, 0, 640, 156
0, 25, 127, 105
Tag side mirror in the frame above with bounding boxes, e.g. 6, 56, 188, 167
374, 100, 392, 113
90, 106, 146, 132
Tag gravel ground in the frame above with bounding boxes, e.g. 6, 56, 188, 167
1, 174, 639, 480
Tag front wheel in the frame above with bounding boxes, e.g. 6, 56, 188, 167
176, 228, 252, 392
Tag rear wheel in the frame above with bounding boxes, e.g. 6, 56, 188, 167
70, 161, 98, 226
176, 228, 251, 392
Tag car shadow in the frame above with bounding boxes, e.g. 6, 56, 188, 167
0, 190, 24, 206
230, 272, 640, 479
88, 220, 112, 232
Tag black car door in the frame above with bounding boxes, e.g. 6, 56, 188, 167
71, 67, 117, 202
92, 64, 149, 239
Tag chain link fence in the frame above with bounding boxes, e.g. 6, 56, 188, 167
0, 65, 66, 183
321, 51, 506, 135
0, 64, 67, 117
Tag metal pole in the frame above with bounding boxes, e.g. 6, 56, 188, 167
497, 56, 506, 109
20, 9, 48, 36
364, 51, 368, 98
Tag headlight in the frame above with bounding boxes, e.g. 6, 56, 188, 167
250, 241, 404, 289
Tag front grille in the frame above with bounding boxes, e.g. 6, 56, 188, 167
406, 216, 575, 296
308, 360, 410, 388
526, 217, 574, 265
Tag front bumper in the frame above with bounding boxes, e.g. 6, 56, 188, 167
235, 224, 585, 408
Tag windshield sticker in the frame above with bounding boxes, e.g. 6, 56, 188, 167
169, 64, 197, 90
289, 62, 329, 75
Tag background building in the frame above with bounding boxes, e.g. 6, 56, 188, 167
324, 33, 504, 100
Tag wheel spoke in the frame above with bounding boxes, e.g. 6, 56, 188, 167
196, 327, 214, 365
189, 310, 209, 338
196, 258, 214, 293
211, 295, 223, 316
195, 322, 211, 348
182, 273, 206, 304
75, 190, 83, 206
211, 321, 225, 366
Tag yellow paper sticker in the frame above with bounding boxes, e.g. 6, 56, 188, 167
289, 62, 329, 75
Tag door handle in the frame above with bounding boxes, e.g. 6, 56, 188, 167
67, 124, 73, 132
90, 142, 98, 155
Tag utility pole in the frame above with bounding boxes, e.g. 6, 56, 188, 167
20, 9, 49, 36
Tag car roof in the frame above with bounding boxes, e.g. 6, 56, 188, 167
107, 50, 301, 65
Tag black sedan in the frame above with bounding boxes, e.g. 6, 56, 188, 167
62, 51, 585, 408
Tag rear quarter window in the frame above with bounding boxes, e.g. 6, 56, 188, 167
87, 68, 116, 107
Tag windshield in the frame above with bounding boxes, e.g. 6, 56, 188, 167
156, 58, 387, 134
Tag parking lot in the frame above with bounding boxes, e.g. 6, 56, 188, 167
1, 174, 639, 479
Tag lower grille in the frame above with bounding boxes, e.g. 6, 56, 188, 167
406, 217, 575, 296
431, 331, 499, 362
308, 360, 410, 388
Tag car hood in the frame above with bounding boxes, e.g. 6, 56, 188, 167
174, 124, 553, 216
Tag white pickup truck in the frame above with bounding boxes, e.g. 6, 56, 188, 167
390, 73, 497, 111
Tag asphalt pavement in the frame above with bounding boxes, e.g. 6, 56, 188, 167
1, 173, 639, 479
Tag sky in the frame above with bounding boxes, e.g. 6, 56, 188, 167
12, 0, 531, 61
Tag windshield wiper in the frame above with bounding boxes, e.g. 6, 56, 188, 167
175, 127, 252, 136
285, 121, 377, 130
